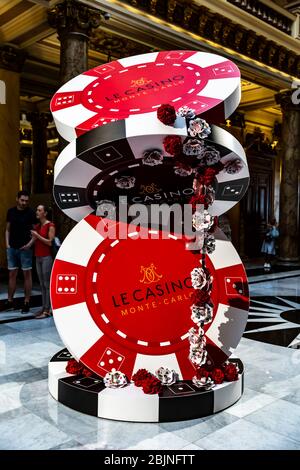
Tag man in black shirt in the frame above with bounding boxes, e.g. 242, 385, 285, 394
5, 190, 36, 313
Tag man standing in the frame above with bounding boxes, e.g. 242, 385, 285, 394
5, 190, 36, 313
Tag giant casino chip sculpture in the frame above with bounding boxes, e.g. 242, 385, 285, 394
48, 51, 249, 422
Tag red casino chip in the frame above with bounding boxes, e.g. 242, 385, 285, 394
50, 215, 249, 380
50, 50, 241, 141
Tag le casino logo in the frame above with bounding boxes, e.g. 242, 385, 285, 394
104, 75, 185, 102
111, 263, 192, 309
139, 263, 163, 285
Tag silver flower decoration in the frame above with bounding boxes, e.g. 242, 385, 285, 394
189, 348, 207, 367
192, 375, 215, 390
96, 199, 116, 219
142, 149, 164, 167
183, 138, 204, 156
188, 118, 211, 139
201, 234, 216, 254
205, 186, 215, 206
224, 158, 243, 174
192, 210, 214, 231
155, 367, 179, 385
174, 166, 193, 177
188, 328, 206, 352
198, 146, 221, 165
103, 369, 128, 388
177, 106, 196, 119
191, 303, 213, 325
115, 175, 135, 190
191, 267, 213, 290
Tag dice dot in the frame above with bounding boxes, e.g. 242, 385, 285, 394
239, 289, 243, 294
117, 356, 122, 362
71, 276, 75, 281
65, 276, 69, 280
232, 284, 236, 288
58, 288, 62, 292
58, 276, 63, 280
106, 350, 111, 355
64, 287, 69, 292
226, 278, 230, 283
70, 288, 75, 292
178, 387, 183, 390
109, 359, 114, 364
100, 361, 105, 367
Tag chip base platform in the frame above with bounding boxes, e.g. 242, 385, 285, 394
49, 349, 244, 422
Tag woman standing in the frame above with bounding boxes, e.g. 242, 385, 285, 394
30, 205, 55, 319
261, 218, 279, 272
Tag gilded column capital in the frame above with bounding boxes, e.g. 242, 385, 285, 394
48, 0, 102, 39
0, 44, 26, 73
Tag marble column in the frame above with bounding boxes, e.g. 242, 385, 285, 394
48, 0, 101, 84
27, 112, 50, 194
0, 45, 25, 268
275, 90, 300, 262
48, 0, 101, 238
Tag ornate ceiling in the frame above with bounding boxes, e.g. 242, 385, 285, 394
1, 0, 295, 133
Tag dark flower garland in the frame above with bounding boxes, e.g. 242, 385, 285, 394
157, 103, 177, 126
66, 359, 94, 377
195, 362, 239, 386
163, 135, 183, 156
142, 376, 163, 395
132, 368, 152, 386
131, 368, 163, 394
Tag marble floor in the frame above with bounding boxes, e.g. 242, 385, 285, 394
0, 274, 300, 450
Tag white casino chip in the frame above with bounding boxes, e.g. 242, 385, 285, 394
50, 220, 249, 380
53, 119, 249, 222
50, 50, 241, 142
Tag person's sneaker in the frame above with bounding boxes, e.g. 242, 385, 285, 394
21, 302, 30, 314
3, 300, 14, 311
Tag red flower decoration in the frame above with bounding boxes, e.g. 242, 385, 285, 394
191, 289, 210, 306
66, 359, 95, 377
66, 359, 83, 375
132, 368, 152, 385
163, 135, 182, 156
189, 194, 207, 210
211, 367, 225, 384
203, 168, 217, 185
223, 362, 239, 381
81, 367, 93, 377
142, 377, 163, 395
195, 367, 210, 380
157, 104, 176, 126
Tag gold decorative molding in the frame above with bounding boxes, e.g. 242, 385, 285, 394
118, 0, 300, 77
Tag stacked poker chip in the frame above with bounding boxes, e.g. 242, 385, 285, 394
49, 51, 250, 383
